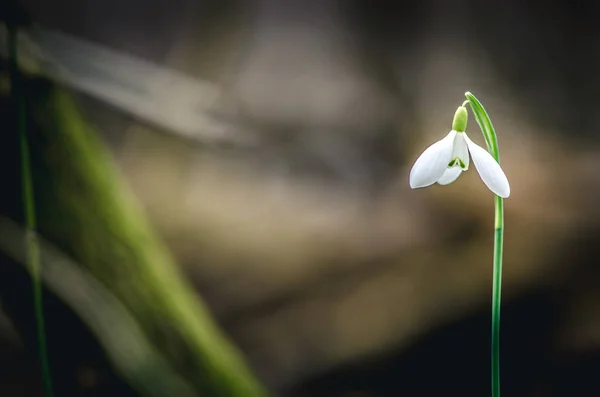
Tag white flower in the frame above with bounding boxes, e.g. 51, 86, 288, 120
409, 130, 510, 198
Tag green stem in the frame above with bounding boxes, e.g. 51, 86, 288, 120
464, 92, 504, 397
8, 25, 55, 397
492, 195, 503, 397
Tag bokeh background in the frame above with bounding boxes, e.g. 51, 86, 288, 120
2, 0, 600, 396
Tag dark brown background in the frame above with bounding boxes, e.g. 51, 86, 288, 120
2, 0, 600, 396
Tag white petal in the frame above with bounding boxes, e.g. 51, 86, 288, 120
452, 133, 469, 170
409, 131, 456, 189
464, 134, 511, 198
437, 167, 463, 185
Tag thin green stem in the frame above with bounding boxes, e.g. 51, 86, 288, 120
492, 195, 503, 397
464, 92, 504, 397
8, 25, 55, 397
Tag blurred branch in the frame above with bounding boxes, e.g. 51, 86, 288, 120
0, 216, 197, 397
0, 78, 268, 396
0, 23, 257, 147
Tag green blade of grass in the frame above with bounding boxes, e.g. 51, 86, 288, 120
8, 24, 54, 397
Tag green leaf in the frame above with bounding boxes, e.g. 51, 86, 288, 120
464, 92, 500, 162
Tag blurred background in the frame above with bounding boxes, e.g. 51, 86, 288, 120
2, 0, 600, 396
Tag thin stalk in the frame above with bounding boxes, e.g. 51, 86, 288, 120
464, 92, 504, 397
491, 195, 503, 397
8, 25, 55, 397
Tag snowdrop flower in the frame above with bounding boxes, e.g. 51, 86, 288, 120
409, 106, 510, 198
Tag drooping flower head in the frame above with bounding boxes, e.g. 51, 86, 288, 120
409, 105, 510, 198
